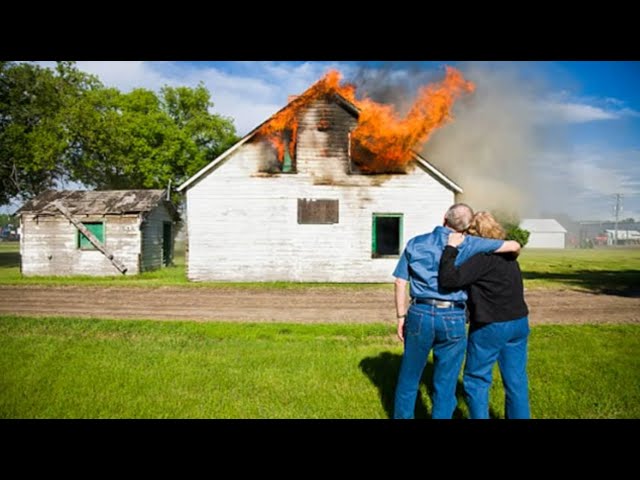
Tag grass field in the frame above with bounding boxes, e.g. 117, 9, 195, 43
1, 241, 639, 293
0, 316, 638, 419
518, 247, 640, 292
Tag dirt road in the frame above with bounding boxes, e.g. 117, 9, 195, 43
0, 285, 638, 325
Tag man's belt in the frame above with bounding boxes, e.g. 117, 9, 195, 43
413, 298, 465, 309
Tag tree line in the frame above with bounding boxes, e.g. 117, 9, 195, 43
0, 61, 239, 205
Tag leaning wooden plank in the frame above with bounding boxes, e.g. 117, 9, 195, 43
52, 201, 128, 274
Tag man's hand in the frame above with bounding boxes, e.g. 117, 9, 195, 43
397, 316, 405, 342
448, 232, 464, 247
495, 240, 521, 255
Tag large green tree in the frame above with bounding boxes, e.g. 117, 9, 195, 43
0, 61, 98, 204
1, 61, 238, 204
67, 83, 238, 190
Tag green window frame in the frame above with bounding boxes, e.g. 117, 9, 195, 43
372, 213, 403, 258
77, 222, 105, 250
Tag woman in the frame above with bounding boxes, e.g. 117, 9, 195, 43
438, 212, 530, 419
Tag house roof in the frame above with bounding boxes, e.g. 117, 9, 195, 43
519, 218, 568, 233
177, 92, 463, 194
17, 189, 179, 218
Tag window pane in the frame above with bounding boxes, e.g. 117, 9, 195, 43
373, 215, 402, 257
79, 222, 104, 249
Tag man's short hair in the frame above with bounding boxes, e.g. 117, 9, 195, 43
445, 203, 474, 232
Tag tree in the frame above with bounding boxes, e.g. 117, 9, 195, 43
1, 62, 239, 205
0, 61, 98, 204
65, 83, 238, 192
492, 209, 530, 247
160, 83, 238, 179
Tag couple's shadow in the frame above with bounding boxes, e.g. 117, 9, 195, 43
359, 352, 499, 419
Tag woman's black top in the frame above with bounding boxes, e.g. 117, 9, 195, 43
438, 246, 528, 324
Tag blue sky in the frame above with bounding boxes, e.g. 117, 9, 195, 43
7, 61, 639, 222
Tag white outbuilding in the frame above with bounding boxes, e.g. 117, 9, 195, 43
519, 218, 567, 249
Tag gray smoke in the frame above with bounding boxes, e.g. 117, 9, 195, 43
351, 62, 558, 219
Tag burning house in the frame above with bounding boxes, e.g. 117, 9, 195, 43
178, 68, 473, 282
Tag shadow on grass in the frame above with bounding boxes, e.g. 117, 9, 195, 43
0, 250, 20, 269
359, 352, 500, 419
522, 269, 640, 297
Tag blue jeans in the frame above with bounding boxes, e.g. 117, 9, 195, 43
463, 316, 530, 419
394, 303, 467, 419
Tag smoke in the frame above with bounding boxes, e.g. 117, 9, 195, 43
350, 62, 558, 219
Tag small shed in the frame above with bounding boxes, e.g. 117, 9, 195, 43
519, 218, 567, 249
17, 190, 180, 276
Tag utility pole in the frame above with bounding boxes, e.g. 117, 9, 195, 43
614, 193, 622, 246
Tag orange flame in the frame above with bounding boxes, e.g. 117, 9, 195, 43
256, 66, 474, 172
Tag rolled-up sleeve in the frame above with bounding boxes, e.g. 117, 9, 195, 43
393, 247, 410, 280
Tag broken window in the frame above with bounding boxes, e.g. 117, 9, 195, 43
78, 222, 105, 250
298, 199, 339, 224
282, 129, 295, 173
372, 213, 402, 257
348, 133, 407, 175
258, 129, 297, 174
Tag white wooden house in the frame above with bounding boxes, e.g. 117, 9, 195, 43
178, 93, 463, 282
519, 218, 567, 249
17, 190, 180, 276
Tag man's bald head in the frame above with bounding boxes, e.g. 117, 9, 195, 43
444, 203, 474, 232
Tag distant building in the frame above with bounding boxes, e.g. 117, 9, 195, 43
17, 190, 180, 276
519, 218, 567, 249
604, 229, 640, 245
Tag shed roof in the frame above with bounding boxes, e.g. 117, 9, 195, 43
520, 218, 568, 233
17, 189, 178, 218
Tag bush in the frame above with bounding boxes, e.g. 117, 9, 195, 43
504, 224, 530, 247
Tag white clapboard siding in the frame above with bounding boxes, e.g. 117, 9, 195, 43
185, 99, 456, 282
526, 232, 566, 249
20, 215, 142, 276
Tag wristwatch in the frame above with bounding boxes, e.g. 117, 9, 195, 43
397, 314, 406, 319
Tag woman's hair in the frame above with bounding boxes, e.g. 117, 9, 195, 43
467, 211, 506, 240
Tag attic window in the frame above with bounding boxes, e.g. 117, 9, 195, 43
258, 129, 297, 174
298, 199, 339, 224
282, 129, 296, 173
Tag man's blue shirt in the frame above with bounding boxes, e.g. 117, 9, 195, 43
392, 226, 503, 302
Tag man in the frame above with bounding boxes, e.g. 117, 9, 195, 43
392, 203, 521, 419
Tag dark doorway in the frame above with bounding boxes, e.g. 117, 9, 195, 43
162, 222, 172, 266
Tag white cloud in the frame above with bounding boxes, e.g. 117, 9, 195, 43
535, 101, 619, 123
532, 92, 640, 124
532, 148, 640, 220
35, 61, 353, 135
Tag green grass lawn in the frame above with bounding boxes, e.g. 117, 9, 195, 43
519, 248, 640, 293
2, 241, 639, 293
1, 316, 638, 419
